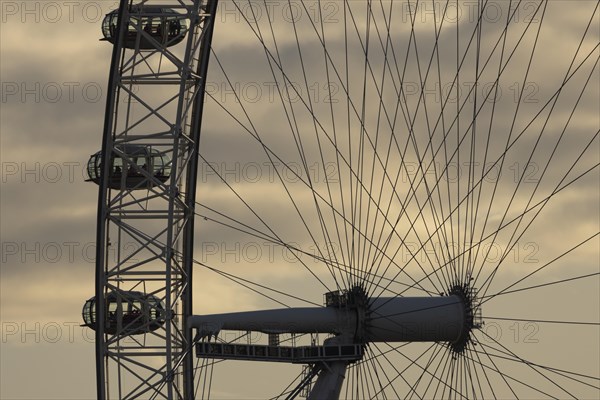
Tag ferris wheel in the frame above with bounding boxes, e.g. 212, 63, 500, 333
82, 0, 599, 399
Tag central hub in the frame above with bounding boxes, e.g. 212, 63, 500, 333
325, 285, 480, 347
448, 282, 482, 353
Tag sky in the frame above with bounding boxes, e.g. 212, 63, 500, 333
1, 0, 599, 399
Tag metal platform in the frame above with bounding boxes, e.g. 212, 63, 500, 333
195, 342, 363, 364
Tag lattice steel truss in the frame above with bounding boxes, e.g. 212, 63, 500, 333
94, 1, 218, 398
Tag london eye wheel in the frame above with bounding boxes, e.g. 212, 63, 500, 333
84, 0, 599, 399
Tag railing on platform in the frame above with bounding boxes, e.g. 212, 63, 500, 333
196, 342, 363, 363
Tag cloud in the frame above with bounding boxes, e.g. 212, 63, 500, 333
1, 0, 598, 398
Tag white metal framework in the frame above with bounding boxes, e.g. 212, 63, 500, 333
90, 1, 217, 398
